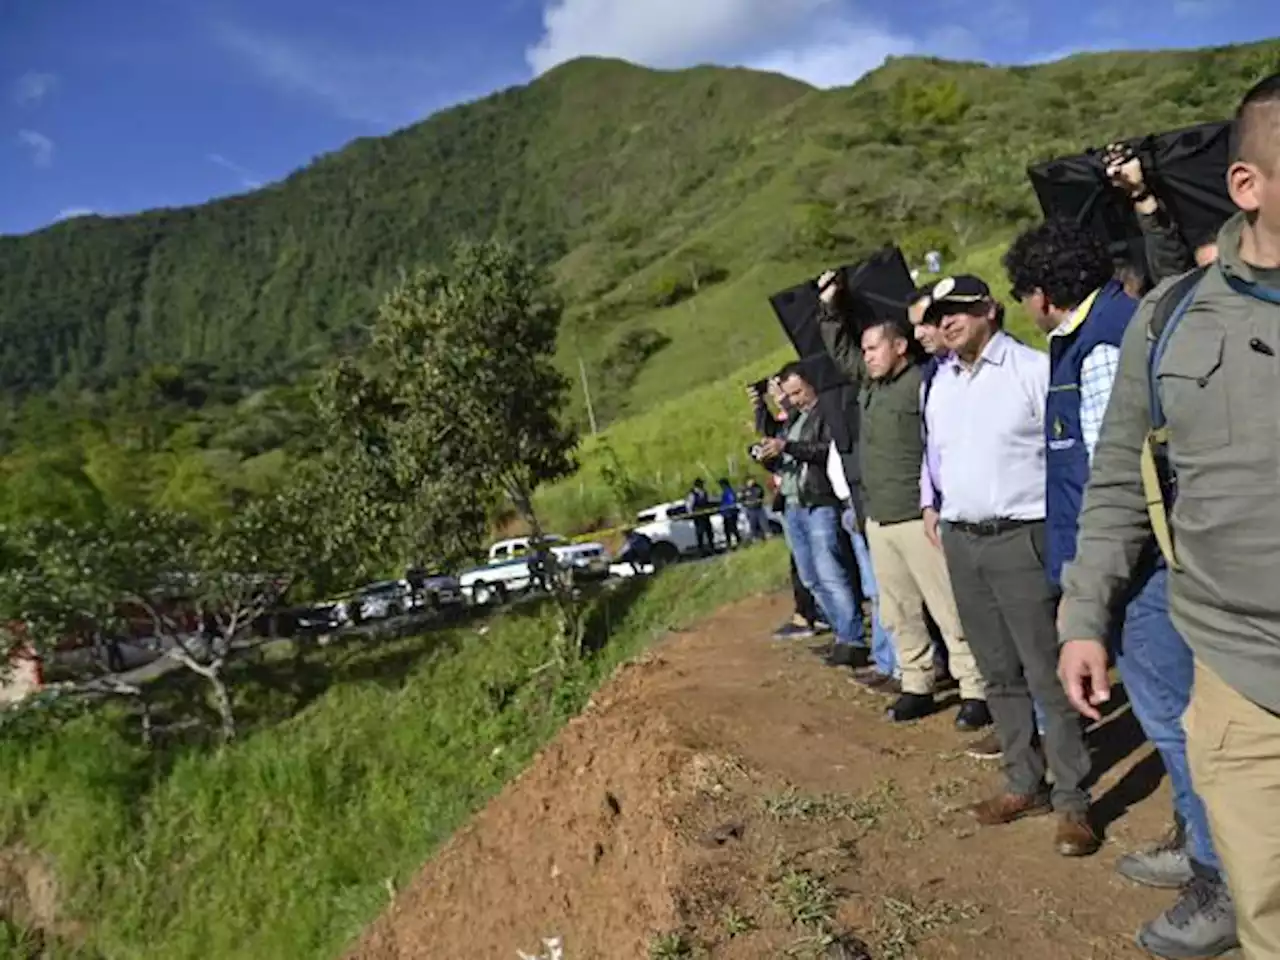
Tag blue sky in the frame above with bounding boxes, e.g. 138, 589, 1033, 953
2, 0, 1277, 236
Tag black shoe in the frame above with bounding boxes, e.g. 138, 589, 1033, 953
773, 620, 815, 640
887, 693, 935, 723
825, 644, 867, 669
954, 699, 992, 732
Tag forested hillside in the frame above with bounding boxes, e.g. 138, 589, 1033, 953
0, 59, 809, 393
3, 43, 1277, 398
1, 40, 1277, 529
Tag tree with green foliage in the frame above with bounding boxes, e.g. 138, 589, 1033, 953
0, 491, 319, 743
319, 240, 582, 652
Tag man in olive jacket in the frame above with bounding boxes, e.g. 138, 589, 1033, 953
816, 269, 988, 728
1059, 73, 1280, 960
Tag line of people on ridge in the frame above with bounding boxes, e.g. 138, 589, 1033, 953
746, 73, 1280, 960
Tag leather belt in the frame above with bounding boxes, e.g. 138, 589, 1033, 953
949, 518, 1036, 537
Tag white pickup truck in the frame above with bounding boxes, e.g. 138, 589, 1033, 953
459, 536, 610, 606
631, 499, 783, 565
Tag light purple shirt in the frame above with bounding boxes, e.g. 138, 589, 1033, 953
919, 352, 950, 511
924, 332, 1050, 524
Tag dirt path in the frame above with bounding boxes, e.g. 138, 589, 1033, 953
348, 592, 1185, 960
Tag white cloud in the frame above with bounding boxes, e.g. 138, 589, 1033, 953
523, 0, 978, 89
748, 24, 917, 88
527, 0, 833, 74
13, 71, 58, 106
17, 129, 54, 168
55, 207, 96, 221
207, 152, 263, 190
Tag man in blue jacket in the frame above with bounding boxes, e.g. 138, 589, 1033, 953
1004, 218, 1236, 958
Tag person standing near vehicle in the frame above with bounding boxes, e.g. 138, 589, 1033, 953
750, 378, 832, 639
718, 478, 741, 549
686, 478, 715, 557
617, 528, 654, 576
1060, 73, 1280, 959
740, 478, 768, 541
755, 363, 866, 667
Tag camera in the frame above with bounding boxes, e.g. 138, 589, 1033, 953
749, 443, 765, 461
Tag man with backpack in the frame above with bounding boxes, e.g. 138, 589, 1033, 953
1005, 216, 1237, 958
1060, 73, 1280, 960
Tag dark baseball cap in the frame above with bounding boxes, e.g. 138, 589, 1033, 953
923, 275, 993, 321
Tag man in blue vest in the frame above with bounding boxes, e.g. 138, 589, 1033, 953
1004, 217, 1236, 958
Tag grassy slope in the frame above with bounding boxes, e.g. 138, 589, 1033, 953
0, 545, 788, 959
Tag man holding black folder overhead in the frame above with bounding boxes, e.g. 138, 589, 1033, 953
815, 268, 989, 731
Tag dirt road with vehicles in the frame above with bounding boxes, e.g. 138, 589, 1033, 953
348, 591, 1198, 960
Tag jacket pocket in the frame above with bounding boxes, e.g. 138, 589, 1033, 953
1155, 326, 1230, 456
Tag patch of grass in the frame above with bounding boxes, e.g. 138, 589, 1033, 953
763, 780, 901, 832
773, 869, 838, 932
874, 895, 982, 960
0, 543, 789, 960
926, 776, 973, 806
537, 345, 792, 535
721, 905, 758, 939
649, 930, 696, 960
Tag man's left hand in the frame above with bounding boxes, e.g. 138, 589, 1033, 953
758, 437, 786, 459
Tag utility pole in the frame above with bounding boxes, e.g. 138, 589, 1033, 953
578, 355, 598, 436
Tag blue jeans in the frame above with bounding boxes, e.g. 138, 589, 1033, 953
842, 507, 898, 677
784, 505, 863, 647
1116, 566, 1220, 870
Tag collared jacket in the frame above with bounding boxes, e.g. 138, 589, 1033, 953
817, 302, 926, 524
780, 408, 842, 509
1061, 212, 1280, 712
756, 403, 842, 508
1044, 280, 1135, 586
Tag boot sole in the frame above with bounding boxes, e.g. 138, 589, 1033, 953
972, 803, 1052, 826
1134, 928, 1241, 959
1117, 871, 1196, 891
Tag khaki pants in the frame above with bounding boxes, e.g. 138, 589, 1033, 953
1186, 659, 1280, 959
865, 518, 985, 700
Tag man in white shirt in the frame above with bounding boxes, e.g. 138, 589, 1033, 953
923, 275, 1099, 858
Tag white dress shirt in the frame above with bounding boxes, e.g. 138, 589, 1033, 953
926, 331, 1049, 523
826, 441, 852, 502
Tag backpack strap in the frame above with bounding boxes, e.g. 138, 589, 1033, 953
1140, 266, 1208, 571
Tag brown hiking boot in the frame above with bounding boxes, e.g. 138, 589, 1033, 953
1055, 811, 1101, 857
970, 792, 1051, 826
964, 733, 1003, 760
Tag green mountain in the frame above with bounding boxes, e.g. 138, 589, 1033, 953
1, 41, 1278, 529
4, 42, 1278, 408
0, 59, 809, 394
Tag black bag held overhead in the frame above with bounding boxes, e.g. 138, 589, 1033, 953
1141, 121, 1235, 248
1029, 151, 1143, 259
1028, 120, 1233, 256
766, 246, 915, 454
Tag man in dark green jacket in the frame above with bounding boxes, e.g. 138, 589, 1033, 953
816, 270, 989, 729
1060, 72, 1280, 960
